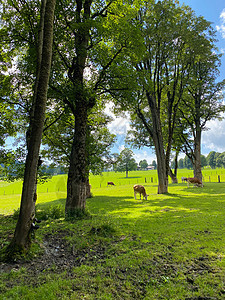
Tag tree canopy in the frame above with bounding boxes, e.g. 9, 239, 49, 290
114, 148, 137, 178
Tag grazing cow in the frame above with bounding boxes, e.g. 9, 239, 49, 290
107, 181, 115, 186
184, 177, 203, 187
133, 184, 149, 200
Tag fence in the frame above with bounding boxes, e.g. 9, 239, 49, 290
0, 174, 224, 195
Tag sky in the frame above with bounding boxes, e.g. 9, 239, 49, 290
107, 0, 225, 165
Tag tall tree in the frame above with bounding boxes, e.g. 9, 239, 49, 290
5, 0, 56, 258
178, 58, 225, 180
139, 159, 148, 170
51, 0, 142, 216
105, 1, 198, 193
114, 148, 137, 178
102, 0, 224, 192
207, 151, 217, 169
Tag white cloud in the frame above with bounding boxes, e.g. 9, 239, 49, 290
107, 117, 131, 135
216, 9, 225, 38
105, 102, 131, 135
202, 115, 225, 153
106, 102, 225, 159
133, 149, 156, 164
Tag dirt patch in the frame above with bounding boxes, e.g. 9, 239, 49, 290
0, 230, 108, 277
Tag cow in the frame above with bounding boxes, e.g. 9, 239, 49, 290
133, 184, 149, 200
181, 176, 187, 183
107, 181, 115, 186
184, 177, 203, 187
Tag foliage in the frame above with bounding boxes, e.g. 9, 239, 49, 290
139, 159, 148, 170
113, 148, 138, 177
207, 151, 217, 169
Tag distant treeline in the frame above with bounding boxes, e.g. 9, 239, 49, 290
171, 151, 225, 169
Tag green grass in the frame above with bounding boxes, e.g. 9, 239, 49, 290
1, 170, 225, 299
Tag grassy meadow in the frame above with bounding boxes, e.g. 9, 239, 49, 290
1, 169, 225, 299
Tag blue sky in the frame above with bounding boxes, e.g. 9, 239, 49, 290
108, 0, 225, 164
182, 0, 225, 80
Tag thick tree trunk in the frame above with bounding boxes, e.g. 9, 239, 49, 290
65, 0, 93, 217
66, 102, 88, 216
6, 0, 55, 258
146, 92, 168, 193
194, 128, 202, 181
155, 143, 168, 193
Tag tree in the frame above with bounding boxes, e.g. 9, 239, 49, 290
201, 155, 207, 169
114, 148, 137, 178
184, 156, 192, 169
207, 151, 217, 169
107, 1, 205, 193
177, 32, 225, 181
50, 0, 142, 217
4, 0, 56, 259
139, 159, 148, 170
178, 158, 184, 169
152, 160, 157, 169
216, 152, 225, 168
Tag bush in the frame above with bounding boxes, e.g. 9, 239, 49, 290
65, 208, 91, 221
36, 204, 65, 220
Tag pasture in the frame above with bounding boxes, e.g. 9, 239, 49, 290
1, 169, 225, 299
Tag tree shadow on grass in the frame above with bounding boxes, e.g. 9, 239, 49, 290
87, 195, 136, 215
36, 198, 66, 208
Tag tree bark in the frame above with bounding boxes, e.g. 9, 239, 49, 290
6, 0, 56, 258
169, 168, 178, 183
65, 0, 93, 217
146, 92, 168, 193
66, 101, 88, 215
193, 127, 202, 181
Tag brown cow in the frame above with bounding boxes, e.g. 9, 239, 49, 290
133, 184, 149, 200
107, 181, 115, 186
184, 177, 203, 187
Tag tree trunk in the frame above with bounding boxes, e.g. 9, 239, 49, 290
6, 0, 55, 259
146, 92, 168, 193
66, 102, 88, 216
155, 143, 168, 193
193, 128, 202, 181
169, 150, 179, 183
65, 0, 93, 217
86, 177, 92, 198
169, 168, 178, 183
